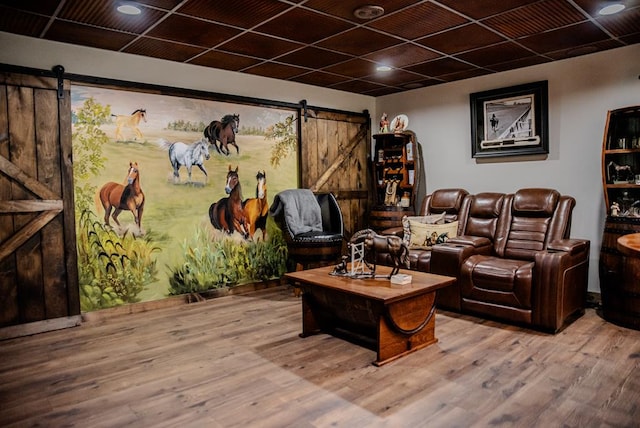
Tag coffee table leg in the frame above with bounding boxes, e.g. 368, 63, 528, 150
374, 293, 438, 366
300, 291, 321, 337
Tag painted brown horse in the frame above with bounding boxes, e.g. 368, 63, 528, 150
98, 162, 145, 229
203, 114, 239, 156
209, 165, 248, 238
243, 170, 269, 239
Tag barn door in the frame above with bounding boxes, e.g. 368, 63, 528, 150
299, 106, 371, 240
0, 69, 80, 339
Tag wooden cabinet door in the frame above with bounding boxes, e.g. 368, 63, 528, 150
0, 70, 80, 338
299, 108, 371, 240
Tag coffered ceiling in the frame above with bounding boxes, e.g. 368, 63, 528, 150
0, 0, 638, 96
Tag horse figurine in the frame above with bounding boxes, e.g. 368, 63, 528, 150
349, 228, 409, 278
158, 138, 210, 184
203, 114, 240, 156
97, 161, 145, 230
243, 170, 269, 239
112, 108, 146, 141
607, 160, 634, 182
209, 165, 249, 238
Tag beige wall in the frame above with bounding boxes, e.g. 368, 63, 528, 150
2, 31, 639, 293
0, 31, 375, 114
376, 44, 640, 292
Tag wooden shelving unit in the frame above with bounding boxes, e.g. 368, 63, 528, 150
599, 105, 640, 330
369, 131, 423, 231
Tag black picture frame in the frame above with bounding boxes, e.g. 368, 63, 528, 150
470, 80, 548, 158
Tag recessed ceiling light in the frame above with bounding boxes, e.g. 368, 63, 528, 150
353, 5, 385, 20
598, 3, 625, 15
117, 3, 142, 15
376, 65, 392, 72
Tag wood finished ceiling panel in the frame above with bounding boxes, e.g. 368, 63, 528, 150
253, 8, 352, 44
456, 42, 534, 67
146, 14, 242, 47
242, 62, 308, 80
370, 2, 469, 40
123, 37, 206, 62
276, 47, 351, 70
58, 0, 166, 33
416, 23, 506, 54
0, 7, 49, 37
45, 20, 137, 50
364, 43, 442, 67
482, 0, 587, 39
0, 0, 637, 95
217, 32, 303, 60
317, 27, 402, 56
518, 21, 611, 53
188, 50, 262, 70
290, 71, 352, 87
177, 0, 291, 29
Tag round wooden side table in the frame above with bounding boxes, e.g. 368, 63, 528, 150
607, 233, 640, 330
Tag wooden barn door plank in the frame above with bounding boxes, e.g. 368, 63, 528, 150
7, 85, 45, 322
299, 108, 370, 240
0, 84, 18, 326
0, 69, 78, 333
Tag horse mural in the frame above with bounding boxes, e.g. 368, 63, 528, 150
203, 114, 240, 156
349, 228, 409, 277
97, 161, 145, 230
159, 138, 210, 184
209, 165, 249, 238
243, 170, 269, 239
112, 108, 147, 141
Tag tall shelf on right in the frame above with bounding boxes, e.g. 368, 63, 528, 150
599, 105, 640, 330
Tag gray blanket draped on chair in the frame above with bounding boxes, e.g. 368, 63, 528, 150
269, 189, 323, 237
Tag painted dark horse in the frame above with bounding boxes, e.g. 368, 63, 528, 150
209, 165, 249, 238
203, 114, 240, 156
349, 228, 408, 277
243, 170, 269, 239
98, 161, 145, 230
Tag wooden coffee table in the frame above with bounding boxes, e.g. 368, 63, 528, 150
285, 265, 455, 366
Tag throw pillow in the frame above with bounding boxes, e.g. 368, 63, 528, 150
407, 220, 458, 250
401, 212, 446, 247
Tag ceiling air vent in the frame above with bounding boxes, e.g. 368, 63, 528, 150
353, 5, 385, 20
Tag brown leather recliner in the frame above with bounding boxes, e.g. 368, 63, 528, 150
375, 188, 468, 270
432, 188, 590, 332
430, 192, 506, 310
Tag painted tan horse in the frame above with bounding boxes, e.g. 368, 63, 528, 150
112, 108, 146, 141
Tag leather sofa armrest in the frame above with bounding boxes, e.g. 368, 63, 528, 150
430, 239, 492, 277
547, 239, 588, 255
446, 235, 492, 248
533, 240, 590, 332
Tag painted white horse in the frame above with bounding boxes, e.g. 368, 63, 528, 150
158, 138, 210, 183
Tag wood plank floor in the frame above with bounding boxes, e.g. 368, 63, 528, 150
1, 286, 639, 428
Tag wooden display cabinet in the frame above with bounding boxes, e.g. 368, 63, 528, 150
369, 131, 422, 231
599, 105, 640, 330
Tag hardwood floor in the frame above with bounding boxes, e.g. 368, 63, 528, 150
1, 286, 639, 427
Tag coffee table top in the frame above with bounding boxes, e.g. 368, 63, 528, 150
285, 265, 454, 304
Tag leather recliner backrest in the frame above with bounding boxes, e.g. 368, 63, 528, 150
419, 188, 468, 223
498, 188, 571, 260
458, 192, 506, 241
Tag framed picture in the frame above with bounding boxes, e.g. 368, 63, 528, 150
470, 81, 548, 158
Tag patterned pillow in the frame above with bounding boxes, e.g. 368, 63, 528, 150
402, 213, 457, 250
401, 212, 446, 247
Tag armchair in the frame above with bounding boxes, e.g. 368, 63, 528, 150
270, 190, 344, 271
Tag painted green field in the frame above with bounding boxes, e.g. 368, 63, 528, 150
82, 126, 298, 301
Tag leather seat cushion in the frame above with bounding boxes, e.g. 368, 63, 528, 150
461, 255, 533, 309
